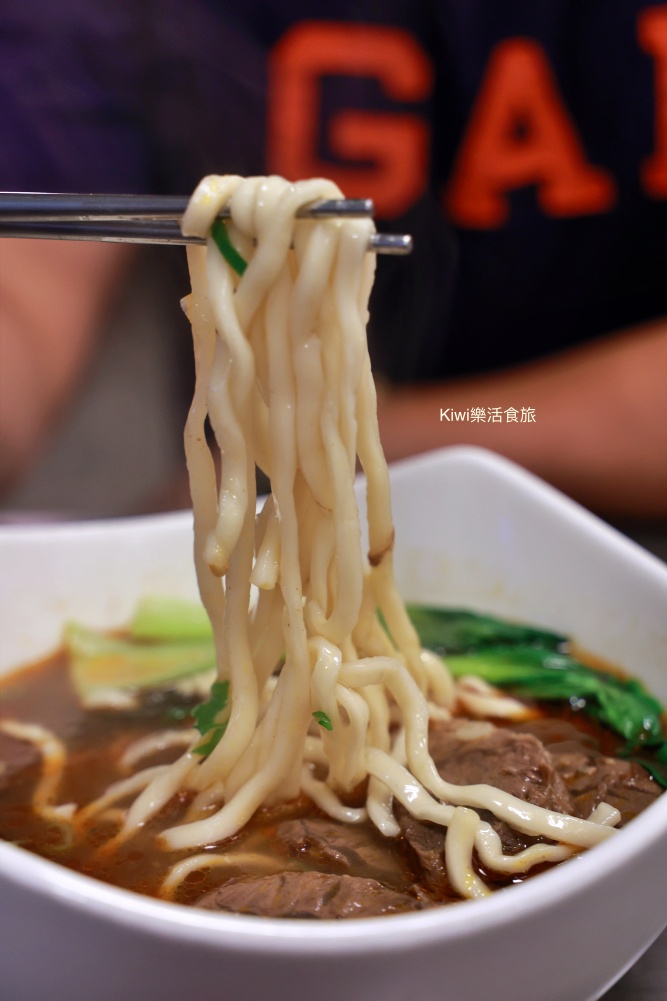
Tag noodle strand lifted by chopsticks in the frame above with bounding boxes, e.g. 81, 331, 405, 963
94, 175, 618, 893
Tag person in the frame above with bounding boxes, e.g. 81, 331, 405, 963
1, 0, 666, 526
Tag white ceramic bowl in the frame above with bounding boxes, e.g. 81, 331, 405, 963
1, 446, 666, 1001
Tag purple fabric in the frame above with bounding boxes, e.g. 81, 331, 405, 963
1, 0, 666, 380
0, 0, 266, 193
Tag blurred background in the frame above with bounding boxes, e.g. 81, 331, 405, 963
1, 0, 666, 567
0, 246, 191, 518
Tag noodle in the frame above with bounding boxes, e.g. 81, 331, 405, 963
0, 721, 75, 824
111, 174, 616, 890
1, 174, 622, 903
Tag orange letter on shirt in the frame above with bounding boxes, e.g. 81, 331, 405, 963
445, 39, 616, 227
639, 5, 667, 197
268, 21, 432, 218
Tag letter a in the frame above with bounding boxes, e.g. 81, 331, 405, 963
639, 7, 667, 197
445, 39, 616, 227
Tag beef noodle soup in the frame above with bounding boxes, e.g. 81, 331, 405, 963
0, 176, 664, 919
0, 609, 663, 919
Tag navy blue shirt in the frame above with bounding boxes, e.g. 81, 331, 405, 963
2, 0, 666, 381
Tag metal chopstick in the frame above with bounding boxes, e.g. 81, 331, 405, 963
0, 192, 413, 255
0, 192, 374, 220
0, 220, 412, 254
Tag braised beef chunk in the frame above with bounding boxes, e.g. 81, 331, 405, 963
195, 871, 423, 919
0, 732, 38, 794
510, 718, 662, 824
428, 720, 573, 814
547, 747, 661, 823
420, 720, 574, 853
276, 817, 408, 885
395, 806, 453, 896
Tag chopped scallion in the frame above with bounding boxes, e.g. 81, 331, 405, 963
312, 710, 333, 731
211, 219, 247, 276
192, 680, 230, 757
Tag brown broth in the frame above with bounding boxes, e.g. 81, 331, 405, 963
0, 650, 662, 912
0, 654, 429, 904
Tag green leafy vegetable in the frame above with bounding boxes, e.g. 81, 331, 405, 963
66, 623, 216, 706
131, 596, 213, 642
193, 728, 226, 757
192, 680, 230, 756
405, 605, 565, 655
444, 646, 664, 748
211, 219, 247, 276
312, 710, 333, 731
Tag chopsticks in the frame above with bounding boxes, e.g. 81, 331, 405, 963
0, 192, 413, 255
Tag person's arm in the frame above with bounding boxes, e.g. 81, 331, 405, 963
0, 239, 133, 492
376, 319, 667, 519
